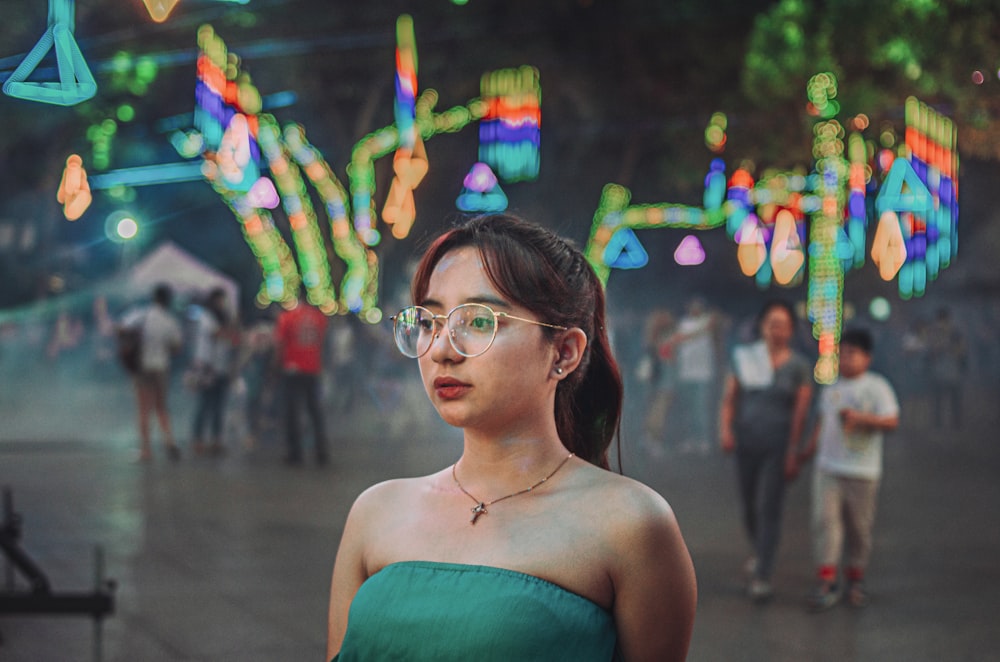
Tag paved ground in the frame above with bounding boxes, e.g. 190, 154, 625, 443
1, 373, 998, 661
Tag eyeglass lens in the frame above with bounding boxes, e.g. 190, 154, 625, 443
393, 304, 498, 358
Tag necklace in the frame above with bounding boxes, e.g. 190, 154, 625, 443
451, 452, 575, 525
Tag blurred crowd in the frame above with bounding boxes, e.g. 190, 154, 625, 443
0, 285, 436, 458
616, 295, 1000, 451
1, 286, 998, 459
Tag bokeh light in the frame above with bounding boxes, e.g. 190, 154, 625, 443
869, 297, 891, 321
457, 163, 507, 212
705, 112, 728, 153
674, 235, 705, 266
116, 104, 136, 122
117, 217, 139, 239
105, 211, 139, 242
479, 66, 541, 182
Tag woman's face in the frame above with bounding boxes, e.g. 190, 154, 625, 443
416, 246, 559, 433
760, 306, 794, 348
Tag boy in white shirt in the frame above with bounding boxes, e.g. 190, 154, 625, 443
800, 328, 900, 610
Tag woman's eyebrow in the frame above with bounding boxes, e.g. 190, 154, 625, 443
418, 295, 511, 309
466, 295, 510, 309
418, 297, 442, 309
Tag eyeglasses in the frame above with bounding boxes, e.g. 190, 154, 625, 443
391, 303, 567, 358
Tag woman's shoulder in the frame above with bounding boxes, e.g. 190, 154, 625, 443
570, 465, 679, 533
355, 471, 438, 501
349, 470, 447, 518
569, 467, 689, 595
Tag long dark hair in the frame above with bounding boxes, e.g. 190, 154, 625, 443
410, 214, 622, 470
206, 287, 230, 326
755, 299, 797, 337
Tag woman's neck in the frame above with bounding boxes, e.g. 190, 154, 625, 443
455, 430, 571, 495
766, 341, 790, 362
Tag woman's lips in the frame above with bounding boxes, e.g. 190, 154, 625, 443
433, 377, 470, 399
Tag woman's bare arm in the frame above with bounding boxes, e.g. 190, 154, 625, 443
611, 486, 697, 662
326, 487, 378, 660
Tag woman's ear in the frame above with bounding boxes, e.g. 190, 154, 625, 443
551, 327, 588, 379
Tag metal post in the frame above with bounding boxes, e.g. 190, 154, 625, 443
93, 545, 104, 662
3, 488, 12, 591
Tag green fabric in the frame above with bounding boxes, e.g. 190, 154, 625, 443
333, 561, 617, 661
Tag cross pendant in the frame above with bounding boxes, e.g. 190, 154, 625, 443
470, 502, 487, 524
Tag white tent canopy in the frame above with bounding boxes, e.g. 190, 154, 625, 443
122, 241, 240, 313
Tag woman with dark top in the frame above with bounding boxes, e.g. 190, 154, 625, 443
719, 299, 814, 602
189, 287, 239, 456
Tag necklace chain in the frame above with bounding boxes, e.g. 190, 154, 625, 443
451, 452, 575, 525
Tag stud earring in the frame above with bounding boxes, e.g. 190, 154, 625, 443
555, 367, 564, 375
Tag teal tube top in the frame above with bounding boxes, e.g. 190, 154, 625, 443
333, 560, 617, 661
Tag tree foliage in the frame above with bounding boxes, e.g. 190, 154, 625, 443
742, 0, 1000, 159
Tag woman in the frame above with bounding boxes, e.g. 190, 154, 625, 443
640, 308, 678, 456
327, 215, 696, 661
121, 283, 183, 461
719, 300, 813, 602
189, 287, 239, 456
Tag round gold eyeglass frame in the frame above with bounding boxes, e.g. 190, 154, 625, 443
391, 303, 567, 359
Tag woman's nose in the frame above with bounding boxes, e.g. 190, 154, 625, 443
427, 323, 462, 362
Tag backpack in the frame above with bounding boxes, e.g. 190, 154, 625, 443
117, 326, 142, 374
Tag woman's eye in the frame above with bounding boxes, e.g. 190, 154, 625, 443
470, 315, 494, 332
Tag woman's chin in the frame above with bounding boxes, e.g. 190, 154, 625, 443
431, 401, 465, 425
432, 402, 487, 431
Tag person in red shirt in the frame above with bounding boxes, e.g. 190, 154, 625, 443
274, 291, 330, 465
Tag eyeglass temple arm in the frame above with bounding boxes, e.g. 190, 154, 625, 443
496, 312, 567, 330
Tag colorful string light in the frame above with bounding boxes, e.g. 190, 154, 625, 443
583, 182, 726, 283
349, 86, 490, 245
736, 214, 767, 278
57, 154, 92, 220
870, 210, 906, 281
479, 66, 541, 182
53, 17, 536, 320
192, 17, 541, 316
674, 235, 706, 266
3, 0, 96, 106
194, 25, 306, 306
255, 115, 337, 310
769, 209, 804, 285
382, 15, 427, 241
456, 162, 508, 213
142, 0, 180, 22
393, 15, 418, 153
805, 74, 852, 384
284, 124, 376, 314
845, 132, 869, 268
382, 132, 428, 240
584, 72, 958, 384
87, 162, 205, 189
190, 25, 390, 314
872, 97, 959, 299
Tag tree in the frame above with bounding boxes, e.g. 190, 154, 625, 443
742, 0, 1000, 160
